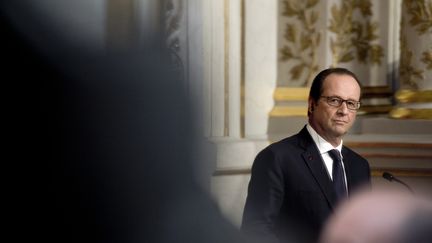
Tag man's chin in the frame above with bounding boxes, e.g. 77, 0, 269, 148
331, 127, 348, 137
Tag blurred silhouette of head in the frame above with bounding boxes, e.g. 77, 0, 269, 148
3, 2, 247, 243
320, 190, 432, 243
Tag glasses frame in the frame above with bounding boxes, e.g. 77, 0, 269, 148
320, 96, 361, 111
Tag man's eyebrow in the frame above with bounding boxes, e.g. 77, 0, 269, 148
327, 95, 359, 101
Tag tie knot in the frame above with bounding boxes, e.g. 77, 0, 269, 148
328, 149, 341, 162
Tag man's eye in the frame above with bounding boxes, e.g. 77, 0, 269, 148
330, 98, 341, 103
347, 101, 355, 106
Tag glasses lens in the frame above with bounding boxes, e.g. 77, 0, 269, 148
328, 97, 342, 106
347, 101, 355, 109
324, 96, 360, 110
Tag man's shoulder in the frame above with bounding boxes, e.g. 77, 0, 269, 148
252, 133, 304, 169
262, 132, 304, 154
342, 145, 361, 156
342, 145, 369, 163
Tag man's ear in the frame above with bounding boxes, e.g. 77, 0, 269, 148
308, 98, 315, 112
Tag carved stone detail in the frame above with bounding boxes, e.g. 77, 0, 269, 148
328, 0, 384, 67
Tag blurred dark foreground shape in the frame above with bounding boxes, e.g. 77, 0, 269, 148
2, 1, 252, 243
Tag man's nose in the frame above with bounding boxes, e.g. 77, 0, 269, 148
337, 101, 349, 114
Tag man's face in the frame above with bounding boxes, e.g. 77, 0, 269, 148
309, 74, 361, 145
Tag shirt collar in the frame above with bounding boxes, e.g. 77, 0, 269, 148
306, 123, 343, 155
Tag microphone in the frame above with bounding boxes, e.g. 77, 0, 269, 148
382, 172, 414, 194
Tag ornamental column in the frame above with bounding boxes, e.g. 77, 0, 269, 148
390, 0, 432, 119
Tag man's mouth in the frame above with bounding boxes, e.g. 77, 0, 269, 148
333, 120, 347, 124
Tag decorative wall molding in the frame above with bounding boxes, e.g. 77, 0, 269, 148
213, 166, 432, 177
344, 142, 432, 149
371, 168, 432, 177
390, 108, 432, 119
404, 0, 432, 35
163, 0, 186, 80
328, 0, 384, 67
360, 86, 394, 114
270, 106, 308, 117
213, 139, 432, 177
270, 87, 309, 117
276, 0, 392, 118
273, 87, 309, 101
392, 0, 432, 119
395, 89, 432, 103
164, 0, 183, 53
399, 0, 432, 90
279, 0, 320, 86
399, 36, 424, 90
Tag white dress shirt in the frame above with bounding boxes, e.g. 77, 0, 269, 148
306, 124, 348, 191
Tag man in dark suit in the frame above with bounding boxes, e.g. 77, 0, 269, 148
241, 68, 371, 243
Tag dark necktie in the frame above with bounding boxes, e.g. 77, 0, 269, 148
328, 149, 347, 200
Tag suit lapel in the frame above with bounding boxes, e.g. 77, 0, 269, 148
298, 127, 337, 209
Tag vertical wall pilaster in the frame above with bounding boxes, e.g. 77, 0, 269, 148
244, 0, 278, 138
390, 0, 432, 119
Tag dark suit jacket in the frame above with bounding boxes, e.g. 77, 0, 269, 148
241, 126, 371, 243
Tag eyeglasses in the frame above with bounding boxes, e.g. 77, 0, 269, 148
320, 96, 361, 110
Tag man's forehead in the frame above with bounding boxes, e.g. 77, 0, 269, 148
324, 73, 356, 82
322, 74, 360, 89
